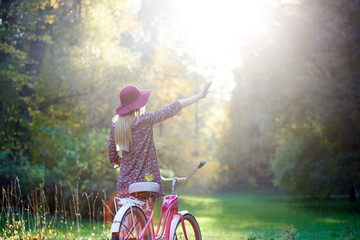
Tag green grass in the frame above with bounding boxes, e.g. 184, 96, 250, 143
172, 193, 360, 240
2, 192, 359, 239
52, 220, 111, 239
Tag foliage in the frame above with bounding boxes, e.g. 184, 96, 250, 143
281, 225, 299, 240
1, 0, 140, 208
271, 0, 360, 199
0, 0, 214, 218
0, 178, 111, 239
219, 0, 360, 199
2, 0, 358, 226
2, 182, 359, 239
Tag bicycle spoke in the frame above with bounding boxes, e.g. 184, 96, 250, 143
112, 206, 149, 240
123, 218, 140, 239
173, 214, 201, 240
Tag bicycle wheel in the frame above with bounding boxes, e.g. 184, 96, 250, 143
173, 213, 201, 240
111, 206, 151, 240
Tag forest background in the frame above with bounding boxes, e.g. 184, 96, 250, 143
1, 0, 360, 221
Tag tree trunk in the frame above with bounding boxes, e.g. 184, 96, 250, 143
23, 8, 51, 122
349, 186, 356, 202
25, 17, 49, 77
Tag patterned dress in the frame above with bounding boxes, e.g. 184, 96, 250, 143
108, 101, 181, 200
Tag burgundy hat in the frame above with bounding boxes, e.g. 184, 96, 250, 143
115, 85, 151, 116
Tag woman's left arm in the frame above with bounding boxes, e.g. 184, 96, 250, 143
108, 125, 122, 169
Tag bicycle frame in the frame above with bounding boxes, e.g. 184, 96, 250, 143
146, 194, 183, 240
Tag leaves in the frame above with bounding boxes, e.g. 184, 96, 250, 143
0, 0, 216, 206
219, 0, 360, 198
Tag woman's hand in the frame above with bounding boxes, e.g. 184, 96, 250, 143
113, 164, 120, 169
179, 81, 212, 109
200, 81, 212, 99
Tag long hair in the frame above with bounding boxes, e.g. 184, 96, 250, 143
112, 107, 145, 152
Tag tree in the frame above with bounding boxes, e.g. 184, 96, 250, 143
0, 0, 57, 190
1, 0, 214, 209
220, 0, 360, 200
272, 0, 360, 201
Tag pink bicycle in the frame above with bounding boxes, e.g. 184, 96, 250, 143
110, 161, 206, 240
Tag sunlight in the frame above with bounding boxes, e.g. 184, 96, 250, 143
174, 0, 270, 68
173, 0, 272, 94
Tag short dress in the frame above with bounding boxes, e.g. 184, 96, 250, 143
108, 101, 181, 201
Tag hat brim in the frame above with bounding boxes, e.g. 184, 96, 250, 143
115, 90, 151, 116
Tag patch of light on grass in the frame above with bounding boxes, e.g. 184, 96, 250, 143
180, 195, 222, 205
198, 216, 251, 239
316, 218, 345, 224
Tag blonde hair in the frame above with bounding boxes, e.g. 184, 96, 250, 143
112, 107, 145, 152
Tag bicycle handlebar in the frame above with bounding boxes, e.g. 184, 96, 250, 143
198, 160, 206, 169
161, 161, 206, 182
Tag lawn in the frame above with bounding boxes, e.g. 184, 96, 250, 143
2, 192, 359, 239
174, 193, 360, 240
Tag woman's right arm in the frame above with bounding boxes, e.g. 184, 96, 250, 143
144, 81, 212, 125
178, 81, 212, 109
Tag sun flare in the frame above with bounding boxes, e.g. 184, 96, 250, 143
172, 0, 272, 95
174, 0, 270, 68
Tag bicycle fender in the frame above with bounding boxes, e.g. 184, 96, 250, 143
169, 210, 189, 240
110, 203, 138, 233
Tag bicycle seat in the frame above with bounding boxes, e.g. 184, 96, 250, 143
129, 182, 160, 199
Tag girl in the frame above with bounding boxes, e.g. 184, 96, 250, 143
108, 81, 211, 206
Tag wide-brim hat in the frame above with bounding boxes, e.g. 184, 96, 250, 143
115, 85, 151, 116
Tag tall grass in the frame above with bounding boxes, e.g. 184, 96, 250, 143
2, 180, 359, 240
0, 177, 113, 239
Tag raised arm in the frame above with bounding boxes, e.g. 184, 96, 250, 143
178, 81, 212, 109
